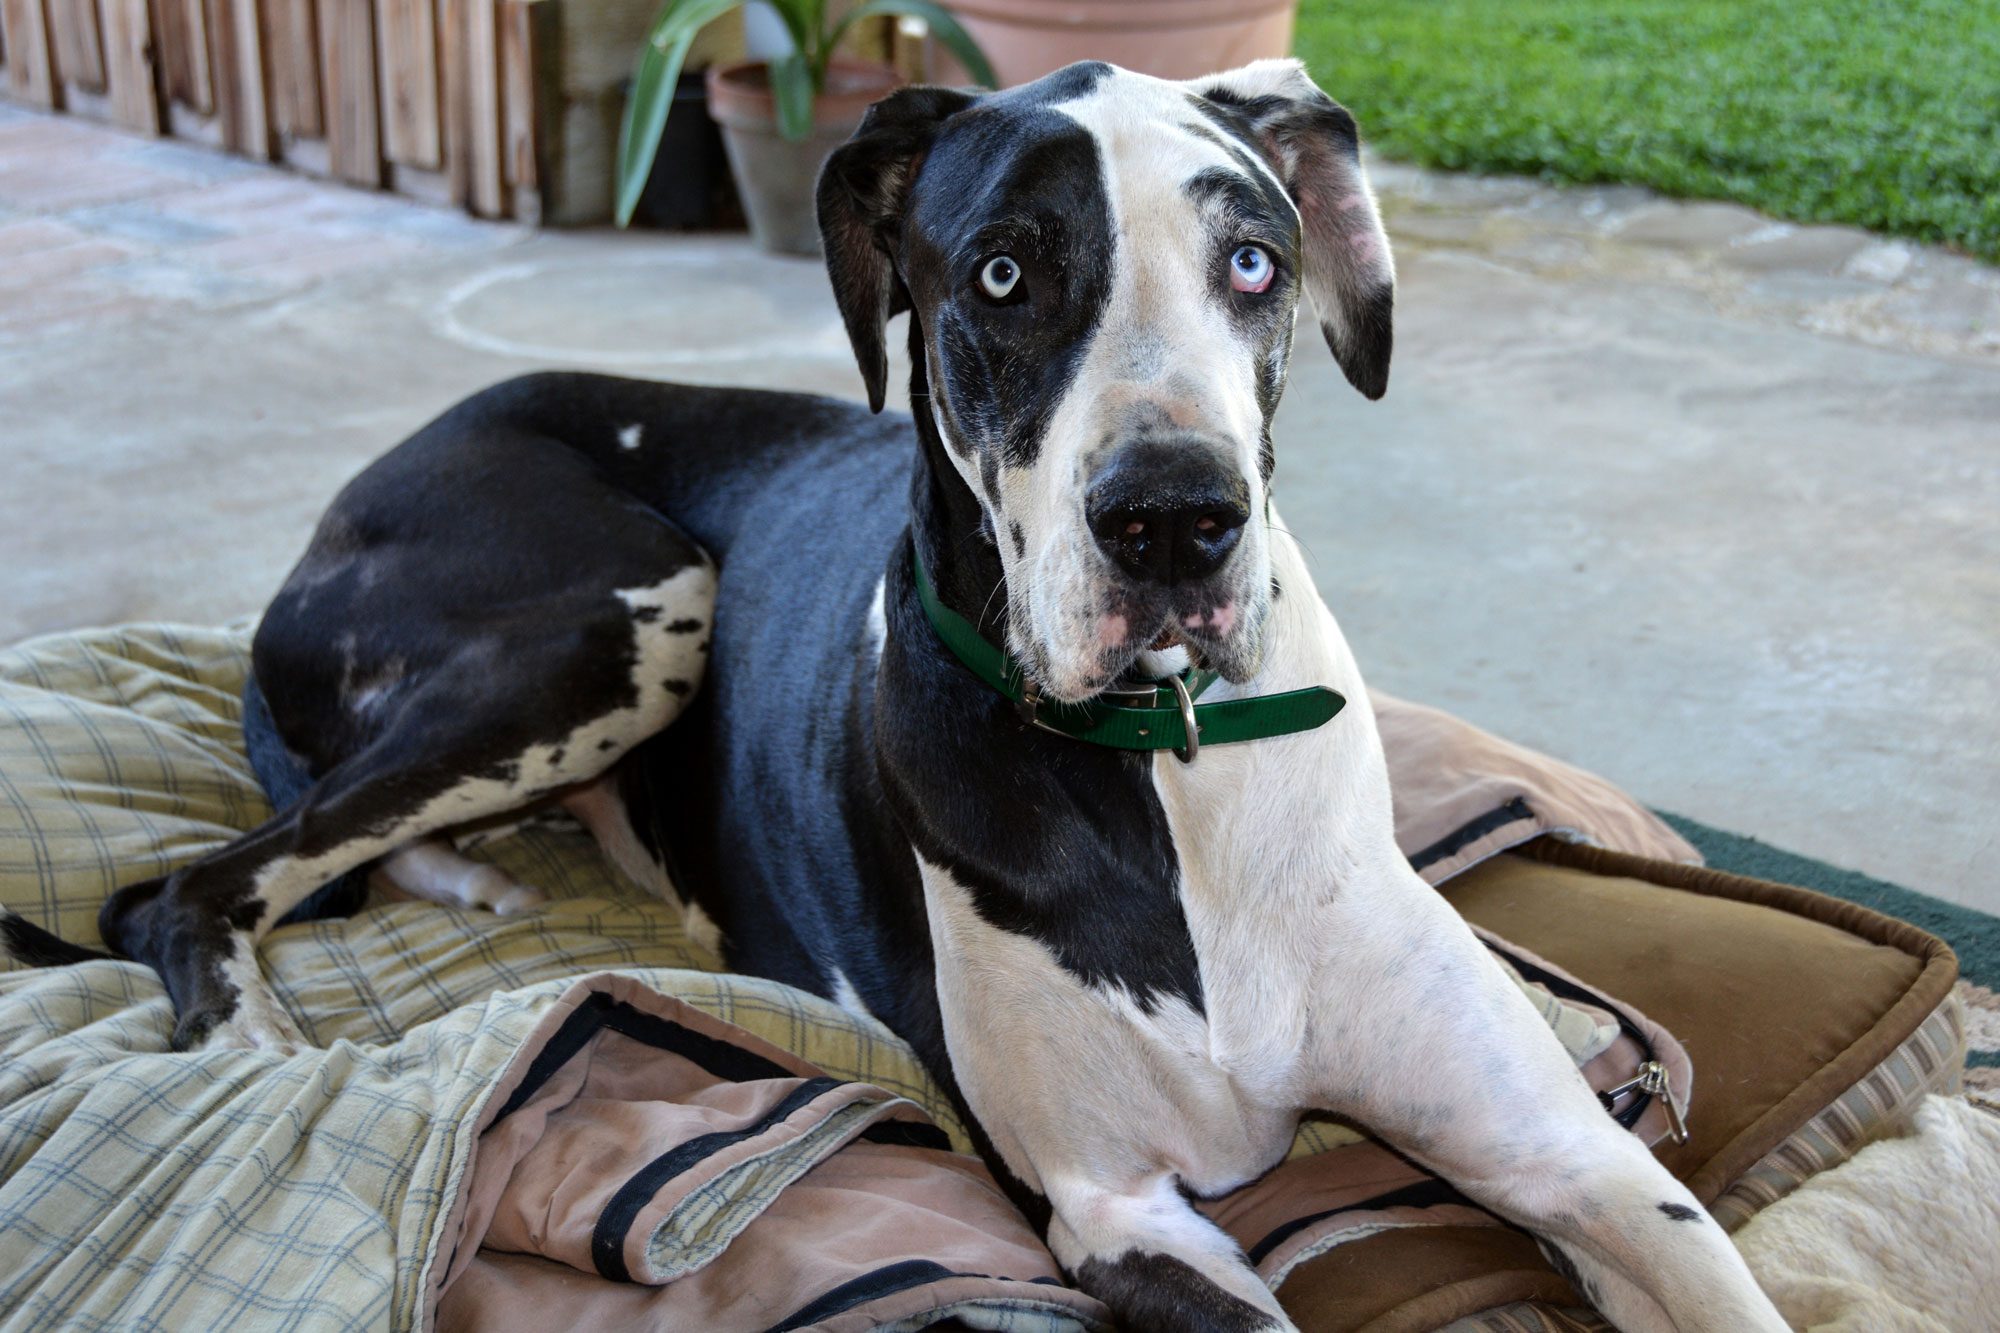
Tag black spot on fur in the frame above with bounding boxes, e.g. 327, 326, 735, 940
630, 605, 662, 624
598, 738, 619, 752
1658, 1201, 1702, 1222
662, 679, 692, 698
547, 747, 565, 767
1075, 1251, 1275, 1332
666, 617, 702, 633
1008, 521, 1025, 557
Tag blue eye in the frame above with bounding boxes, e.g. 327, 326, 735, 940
1230, 245, 1273, 293
979, 255, 1021, 300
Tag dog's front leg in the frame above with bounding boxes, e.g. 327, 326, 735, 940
923, 859, 1294, 1332
1318, 874, 1789, 1333
1044, 1172, 1294, 1333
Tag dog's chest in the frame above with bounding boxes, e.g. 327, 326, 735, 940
920, 718, 1391, 1194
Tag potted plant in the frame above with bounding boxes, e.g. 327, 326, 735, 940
940, 0, 1297, 86
617, 0, 996, 254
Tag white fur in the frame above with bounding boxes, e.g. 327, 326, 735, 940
826, 967, 877, 1023
211, 933, 306, 1053
374, 838, 543, 914
921, 523, 1788, 1331
927, 68, 1284, 702
202, 561, 717, 1051
1733, 1094, 2000, 1332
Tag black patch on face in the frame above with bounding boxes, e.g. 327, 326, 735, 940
666, 617, 702, 633
1074, 1251, 1275, 1332
630, 605, 661, 623
1658, 1201, 1702, 1222
904, 98, 1114, 470
663, 678, 692, 698
1008, 521, 1025, 557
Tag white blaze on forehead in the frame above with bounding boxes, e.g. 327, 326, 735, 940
975, 70, 1282, 697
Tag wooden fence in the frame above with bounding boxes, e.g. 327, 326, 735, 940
1, 0, 558, 220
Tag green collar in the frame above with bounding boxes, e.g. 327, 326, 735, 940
912, 548, 1345, 762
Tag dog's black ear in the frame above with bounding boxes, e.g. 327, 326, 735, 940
817, 86, 980, 413
1189, 60, 1395, 400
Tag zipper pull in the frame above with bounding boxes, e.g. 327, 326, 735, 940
1638, 1060, 1691, 1145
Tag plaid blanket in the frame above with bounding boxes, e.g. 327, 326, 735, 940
0, 624, 975, 1331
0, 624, 1670, 1332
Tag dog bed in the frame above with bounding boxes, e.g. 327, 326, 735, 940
0, 623, 1962, 1331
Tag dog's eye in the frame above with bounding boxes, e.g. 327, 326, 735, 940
1229, 245, 1273, 294
978, 255, 1022, 302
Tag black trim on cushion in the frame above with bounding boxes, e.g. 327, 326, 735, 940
1480, 941, 1658, 1130
764, 1259, 1070, 1332
487, 992, 803, 1127
1408, 796, 1536, 873
1246, 1179, 1466, 1265
592, 1075, 849, 1281
858, 1118, 954, 1151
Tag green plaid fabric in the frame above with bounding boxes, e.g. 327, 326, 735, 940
0, 623, 962, 1331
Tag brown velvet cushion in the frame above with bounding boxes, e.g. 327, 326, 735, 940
1276, 839, 1959, 1333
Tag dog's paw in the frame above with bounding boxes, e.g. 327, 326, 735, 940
175, 998, 310, 1056
460, 866, 545, 916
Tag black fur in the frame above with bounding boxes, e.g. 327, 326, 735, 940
1074, 1252, 1279, 1332
0, 912, 111, 968
3, 61, 1401, 1331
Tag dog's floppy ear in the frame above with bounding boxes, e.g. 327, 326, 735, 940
1189, 60, 1395, 400
817, 86, 980, 413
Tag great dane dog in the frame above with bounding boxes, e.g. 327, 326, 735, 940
6, 59, 1787, 1333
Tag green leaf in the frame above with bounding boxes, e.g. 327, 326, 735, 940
771, 50, 816, 141
764, 0, 816, 64
830, 0, 999, 88
614, 0, 742, 228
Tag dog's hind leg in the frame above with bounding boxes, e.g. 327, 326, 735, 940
102, 562, 716, 1053
373, 838, 543, 915
560, 773, 723, 956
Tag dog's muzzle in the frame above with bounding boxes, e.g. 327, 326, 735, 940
1085, 437, 1251, 589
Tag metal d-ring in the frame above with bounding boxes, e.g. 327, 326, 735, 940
1167, 673, 1199, 764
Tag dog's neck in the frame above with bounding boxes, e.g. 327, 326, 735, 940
903, 315, 1012, 650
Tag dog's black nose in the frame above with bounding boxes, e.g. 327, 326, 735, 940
1086, 440, 1251, 586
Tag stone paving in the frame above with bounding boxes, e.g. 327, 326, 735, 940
1, 104, 1995, 910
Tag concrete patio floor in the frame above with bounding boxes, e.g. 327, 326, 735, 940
2, 104, 1996, 912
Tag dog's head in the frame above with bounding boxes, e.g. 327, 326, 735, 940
819, 59, 1394, 702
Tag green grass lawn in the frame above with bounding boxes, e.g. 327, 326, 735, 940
1292, 0, 2000, 263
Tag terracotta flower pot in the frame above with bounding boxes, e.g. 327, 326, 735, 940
706, 59, 902, 257
942, 0, 1297, 86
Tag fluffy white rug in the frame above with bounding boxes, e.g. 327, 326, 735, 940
1733, 1094, 2000, 1332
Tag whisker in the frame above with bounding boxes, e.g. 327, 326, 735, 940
1268, 524, 1322, 572
977, 575, 1007, 632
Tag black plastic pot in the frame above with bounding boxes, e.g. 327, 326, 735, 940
633, 72, 743, 231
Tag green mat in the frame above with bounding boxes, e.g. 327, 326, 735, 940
1665, 813, 1999, 1072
